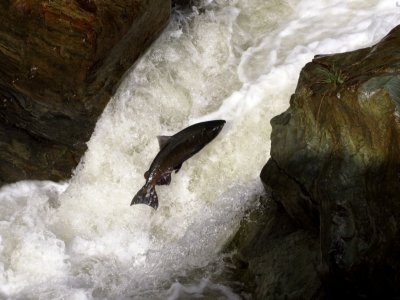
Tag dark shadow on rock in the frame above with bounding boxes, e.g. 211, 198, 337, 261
227, 194, 323, 299
229, 25, 400, 299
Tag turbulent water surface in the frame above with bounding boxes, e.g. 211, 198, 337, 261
1, 0, 399, 299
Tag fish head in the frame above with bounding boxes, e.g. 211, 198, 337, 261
200, 120, 226, 141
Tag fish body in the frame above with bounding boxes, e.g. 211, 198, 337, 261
131, 120, 226, 209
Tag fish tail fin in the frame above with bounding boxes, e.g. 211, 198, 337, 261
130, 184, 158, 209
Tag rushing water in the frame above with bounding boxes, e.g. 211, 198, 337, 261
0, 1, 399, 299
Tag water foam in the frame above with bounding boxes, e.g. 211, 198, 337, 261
1, 0, 399, 298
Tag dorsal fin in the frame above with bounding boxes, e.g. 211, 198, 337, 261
157, 135, 171, 149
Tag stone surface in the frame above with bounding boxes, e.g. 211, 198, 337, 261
232, 25, 400, 299
228, 195, 322, 300
265, 25, 400, 297
172, 0, 192, 7
0, 0, 170, 184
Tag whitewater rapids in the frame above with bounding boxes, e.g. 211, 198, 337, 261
0, 0, 399, 299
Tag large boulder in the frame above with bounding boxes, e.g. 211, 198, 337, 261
0, 0, 170, 184
233, 25, 400, 299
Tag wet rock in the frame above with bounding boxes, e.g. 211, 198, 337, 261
232, 25, 400, 299
0, 0, 170, 184
267, 25, 400, 297
228, 195, 322, 299
172, 0, 193, 8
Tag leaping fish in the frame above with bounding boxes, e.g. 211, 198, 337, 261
131, 120, 226, 209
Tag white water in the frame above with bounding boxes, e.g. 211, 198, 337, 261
0, 1, 399, 299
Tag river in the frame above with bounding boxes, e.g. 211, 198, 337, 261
0, 0, 399, 299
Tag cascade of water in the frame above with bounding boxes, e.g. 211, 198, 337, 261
0, 1, 399, 299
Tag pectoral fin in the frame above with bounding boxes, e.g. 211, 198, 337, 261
174, 164, 182, 173
157, 173, 172, 185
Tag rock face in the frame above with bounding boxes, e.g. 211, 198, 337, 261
0, 0, 170, 185
172, 0, 192, 7
229, 195, 322, 299
232, 25, 400, 299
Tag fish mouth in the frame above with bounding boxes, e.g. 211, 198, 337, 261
211, 120, 226, 134
200, 120, 226, 141
215, 120, 226, 127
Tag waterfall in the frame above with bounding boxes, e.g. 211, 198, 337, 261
0, 1, 399, 299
